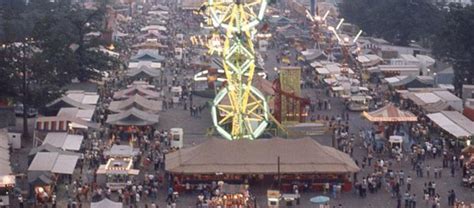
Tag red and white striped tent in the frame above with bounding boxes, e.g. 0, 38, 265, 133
363, 103, 417, 122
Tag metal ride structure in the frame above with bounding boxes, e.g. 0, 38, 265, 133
306, 10, 330, 51
207, 0, 269, 140
272, 67, 310, 123
327, 19, 363, 73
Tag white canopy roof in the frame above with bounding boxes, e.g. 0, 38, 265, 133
389, 135, 403, 143
28, 152, 79, 174
66, 90, 99, 105
58, 107, 94, 121
141, 25, 167, 32
106, 107, 159, 126
104, 145, 139, 157
0, 129, 12, 176
51, 155, 80, 174
91, 198, 123, 208
413, 92, 441, 104
315, 67, 330, 75
43, 132, 84, 151
310, 61, 323, 68
427, 111, 474, 138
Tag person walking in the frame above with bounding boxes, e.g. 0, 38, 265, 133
406, 176, 412, 191
426, 165, 430, 178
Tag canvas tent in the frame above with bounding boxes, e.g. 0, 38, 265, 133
42, 132, 84, 151
140, 25, 167, 32
57, 107, 94, 121
363, 103, 417, 122
126, 65, 161, 78
180, 0, 205, 10
426, 111, 474, 138
404, 92, 454, 113
127, 81, 155, 89
128, 60, 162, 69
103, 145, 139, 157
130, 49, 165, 62
0, 129, 12, 176
356, 54, 383, 67
106, 108, 159, 126
138, 31, 167, 41
108, 94, 162, 113
384, 75, 434, 88
113, 86, 161, 100
91, 198, 123, 208
65, 91, 99, 106
28, 152, 79, 181
132, 39, 168, 49
35, 116, 100, 131
29, 143, 82, 158
46, 96, 94, 110
166, 138, 359, 174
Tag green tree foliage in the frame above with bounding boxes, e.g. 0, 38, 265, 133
340, 0, 444, 46
432, 4, 474, 92
0, 0, 119, 98
0, 0, 119, 137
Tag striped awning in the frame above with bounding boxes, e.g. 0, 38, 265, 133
363, 103, 417, 122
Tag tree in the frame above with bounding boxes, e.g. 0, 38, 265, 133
432, 4, 474, 93
0, 0, 119, 139
340, 0, 444, 46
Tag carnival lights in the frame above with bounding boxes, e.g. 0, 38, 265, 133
206, 0, 269, 140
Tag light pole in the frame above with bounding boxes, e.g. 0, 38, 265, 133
18, 37, 34, 140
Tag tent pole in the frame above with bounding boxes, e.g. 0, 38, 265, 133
277, 156, 281, 191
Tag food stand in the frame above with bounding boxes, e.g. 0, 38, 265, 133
206, 184, 250, 207
267, 190, 281, 207
389, 135, 403, 150
170, 128, 183, 149
166, 138, 360, 194
0, 175, 15, 206
347, 95, 370, 111
96, 157, 140, 191
171, 87, 182, 103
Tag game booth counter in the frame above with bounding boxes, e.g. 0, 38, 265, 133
97, 144, 140, 190
198, 183, 253, 207
165, 138, 359, 193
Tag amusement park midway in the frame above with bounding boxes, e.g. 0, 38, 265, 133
1, 0, 474, 208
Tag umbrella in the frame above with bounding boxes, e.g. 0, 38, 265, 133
310, 196, 330, 204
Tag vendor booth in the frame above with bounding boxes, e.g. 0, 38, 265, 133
166, 138, 359, 193
113, 86, 161, 100
108, 94, 162, 113
42, 132, 84, 151
106, 108, 159, 126
363, 103, 417, 123
171, 87, 182, 103
363, 103, 418, 149
0, 130, 14, 206
170, 128, 183, 149
91, 198, 123, 208
96, 157, 140, 190
426, 111, 474, 139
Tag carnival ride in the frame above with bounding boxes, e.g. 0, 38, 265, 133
204, 0, 269, 140
272, 67, 310, 123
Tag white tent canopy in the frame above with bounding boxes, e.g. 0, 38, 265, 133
43, 132, 84, 151
91, 198, 123, 208
58, 107, 94, 121
106, 107, 159, 126
141, 25, 167, 32
0, 129, 12, 176
66, 90, 99, 106
28, 152, 79, 175
104, 145, 139, 157
427, 111, 474, 138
